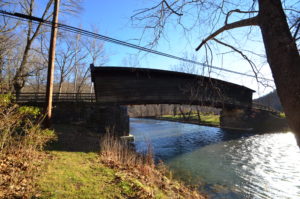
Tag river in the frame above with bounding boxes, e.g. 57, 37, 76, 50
130, 118, 300, 199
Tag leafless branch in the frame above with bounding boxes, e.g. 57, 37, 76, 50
195, 16, 259, 51
162, 0, 183, 16
225, 9, 258, 25
293, 19, 300, 39
213, 38, 259, 81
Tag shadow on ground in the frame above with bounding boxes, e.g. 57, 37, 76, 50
47, 123, 101, 152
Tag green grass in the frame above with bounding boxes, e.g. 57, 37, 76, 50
36, 124, 205, 199
36, 151, 182, 199
37, 151, 127, 199
36, 124, 147, 199
279, 112, 286, 118
37, 151, 174, 199
160, 114, 220, 126
200, 114, 220, 125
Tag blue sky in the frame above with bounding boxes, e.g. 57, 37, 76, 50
59, 1, 276, 97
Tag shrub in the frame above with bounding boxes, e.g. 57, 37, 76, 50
100, 133, 154, 169
18, 106, 41, 119
0, 98, 56, 198
99, 133, 204, 199
0, 93, 15, 106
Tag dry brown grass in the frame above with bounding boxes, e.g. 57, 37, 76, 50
100, 133, 154, 168
99, 133, 206, 199
0, 95, 56, 198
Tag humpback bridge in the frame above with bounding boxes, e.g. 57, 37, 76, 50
91, 66, 285, 135
90, 66, 276, 136
14, 66, 283, 136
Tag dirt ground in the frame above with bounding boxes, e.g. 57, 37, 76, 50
49, 123, 101, 152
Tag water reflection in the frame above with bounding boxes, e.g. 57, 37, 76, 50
130, 118, 300, 199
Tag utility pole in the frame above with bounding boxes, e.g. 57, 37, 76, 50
44, 0, 60, 128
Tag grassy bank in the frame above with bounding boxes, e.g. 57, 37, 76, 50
37, 150, 204, 199
37, 151, 127, 199
155, 114, 220, 127
36, 124, 205, 199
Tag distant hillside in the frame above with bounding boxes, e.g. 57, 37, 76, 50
254, 90, 283, 111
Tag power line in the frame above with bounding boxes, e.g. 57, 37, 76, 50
0, 10, 274, 82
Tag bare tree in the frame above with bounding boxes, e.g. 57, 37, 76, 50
172, 53, 201, 75
23, 49, 48, 92
0, 33, 14, 90
55, 34, 77, 94
72, 33, 81, 93
122, 54, 140, 67
1, 0, 83, 98
12, 0, 53, 99
76, 29, 107, 93
0, 3, 20, 91
133, 0, 300, 145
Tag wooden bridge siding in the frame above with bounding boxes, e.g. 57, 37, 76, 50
92, 67, 254, 108
94, 76, 192, 104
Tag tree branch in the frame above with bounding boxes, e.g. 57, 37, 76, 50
195, 16, 259, 51
293, 19, 300, 39
225, 9, 258, 25
163, 0, 183, 16
212, 38, 259, 81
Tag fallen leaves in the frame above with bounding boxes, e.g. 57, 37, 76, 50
0, 149, 46, 199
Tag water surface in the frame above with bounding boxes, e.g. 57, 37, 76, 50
130, 118, 300, 199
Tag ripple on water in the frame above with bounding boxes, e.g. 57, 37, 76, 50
130, 119, 300, 199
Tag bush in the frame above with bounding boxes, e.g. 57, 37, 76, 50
0, 93, 15, 106
0, 103, 55, 150
18, 106, 41, 119
0, 97, 56, 198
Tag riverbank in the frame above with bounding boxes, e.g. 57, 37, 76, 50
138, 114, 220, 128
37, 150, 204, 199
36, 124, 206, 199
140, 112, 289, 132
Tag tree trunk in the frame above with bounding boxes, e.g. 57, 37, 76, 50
196, 106, 201, 123
187, 108, 193, 120
13, 82, 22, 101
258, 0, 300, 145
12, 35, 32, 99
179, 107, 187, 120
58, 78, 63, 99
36, 76, 40, 93
160, 104, 164, 116
173, 105, 177, 116
0, 56, 3, 84
73, 66, 78, 93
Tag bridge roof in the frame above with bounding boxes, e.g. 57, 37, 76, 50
90, 65, 255, 93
